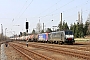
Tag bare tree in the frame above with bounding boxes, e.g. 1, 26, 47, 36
87, 14, 90, 34
36, 22, 42, 33
87, 14, 90, 22
88, 25, 90, 33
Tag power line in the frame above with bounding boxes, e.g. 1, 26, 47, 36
12, 0, 28, 22
38, 0, 62, 16
37, 0, 89, 20
63, 0, 89, 13
19, 0, 33, 18
10, 0, 90, 22
63, 0, 89, 19
35, 0, 74, 18
15, 0, 28, 18
44, 0, 75, 17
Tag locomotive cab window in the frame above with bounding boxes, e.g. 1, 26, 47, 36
65, 31, 73, 35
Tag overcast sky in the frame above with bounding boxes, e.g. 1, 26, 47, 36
0, 0, 90, 37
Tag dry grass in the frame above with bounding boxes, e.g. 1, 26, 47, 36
85, 35, 90, 39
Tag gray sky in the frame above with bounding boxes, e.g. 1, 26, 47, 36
0, 0, 90, 37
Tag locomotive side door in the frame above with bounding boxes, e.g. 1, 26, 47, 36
61, 32, 64, 42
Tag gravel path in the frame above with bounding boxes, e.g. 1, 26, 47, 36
4, 43, 28, 60
0, 43, 28, 60
1, 44, 7, 60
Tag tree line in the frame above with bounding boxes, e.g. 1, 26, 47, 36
60, 21, 90, 38
0, 34, 9, 41
30, 20, 90, 38
18, 19, 90, 38
16, 20, 90, 39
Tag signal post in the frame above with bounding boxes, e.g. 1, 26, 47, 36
26, 20, 29, 47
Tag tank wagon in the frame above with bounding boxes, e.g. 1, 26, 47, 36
28, 34, 38, 42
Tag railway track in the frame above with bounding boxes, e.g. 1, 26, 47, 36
17, 41, 90, 51
9, 43, 54, 60
15, 41, 90, 60
32, 42, 90, 51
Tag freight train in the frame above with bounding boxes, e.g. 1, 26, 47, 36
10, 30, 75, 44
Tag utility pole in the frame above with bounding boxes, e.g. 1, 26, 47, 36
81, 9, 83, 24
5, 28, 7, 41
0, 24, 2, 41
51, 20, 54, 31
39, 18, 40, 33
26, 19, 29, 35
1, 24, 3, 41
60, 13, 62, 30
25, 19, 29, 47
43, 23, 44, 32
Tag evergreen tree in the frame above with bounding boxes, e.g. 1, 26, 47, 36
70, 24, 73, 30
58, 22, 62, 31
32, 29, 35, 34
20, 32, 22, 37
79, 23, 84, 38
84, 21, 90, 35
58, 21, 69, 31
64, 22, 69, 30
46, 28, 52, 33
58, 20, 89, 38
71, 23, 76, 36
75, 23, 79, 38
24, 32, 26, 36
41, 30, 44, 33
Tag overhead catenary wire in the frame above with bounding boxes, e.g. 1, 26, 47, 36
10, 0, 89, 21
63, 0, 89, 19
37, 0, 89, 21
62, 0, 89, 13
9, 0, 90, 23
43, 0, 75, 17
35, 0, 75, 19
15, 0, 29, 19
19, 0, 33, 18
39, 0, 90, 27
37, 0, 62, 16
12, 0, 28, 22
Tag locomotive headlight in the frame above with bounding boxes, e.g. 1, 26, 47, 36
66, 35, 74, 39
